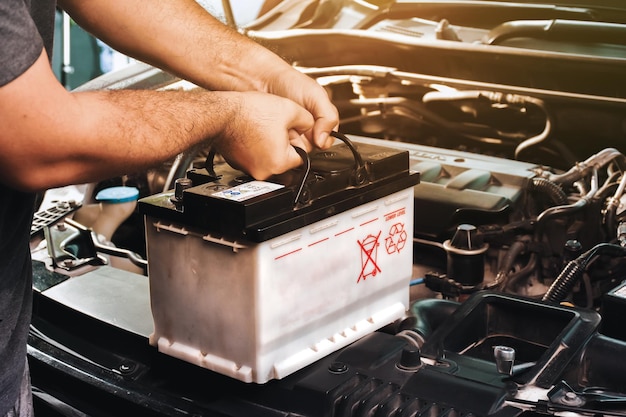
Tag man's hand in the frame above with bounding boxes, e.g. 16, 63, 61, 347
59, 0, 339, 151
54, 0, 339, 182
213, 92, 315, 180
265, 68, 339, 150
0, 51, 314, 191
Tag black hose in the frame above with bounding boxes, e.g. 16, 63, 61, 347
542, 258, 584, 303
606, 204, 619, 240
531, 177, 568, 206
401, 298, 460, 345
504, 253, 538, 293
542, 243, 626, 303
535, 168, 598, 240
487, 239, 527, 290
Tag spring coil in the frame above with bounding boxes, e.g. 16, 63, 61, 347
532, 177, 568, 206
543, 243, 626, 303
542, 259, 584, 303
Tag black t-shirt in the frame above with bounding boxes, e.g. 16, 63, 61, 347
0, 0, 56, 413
0, 189, 35, 415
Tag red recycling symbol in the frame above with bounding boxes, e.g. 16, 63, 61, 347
385, 223, 407, 254
357, 231, 381, 282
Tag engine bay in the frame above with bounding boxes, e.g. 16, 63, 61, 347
28, 1, 626, 416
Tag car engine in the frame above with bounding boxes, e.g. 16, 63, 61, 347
28, 1, 626, 416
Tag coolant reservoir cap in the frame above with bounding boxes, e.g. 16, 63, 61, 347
95, 186, 140, 204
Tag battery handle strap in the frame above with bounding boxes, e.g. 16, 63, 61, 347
293, 131, 370, 205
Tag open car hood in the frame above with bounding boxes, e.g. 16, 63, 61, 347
29, 1, 626, 416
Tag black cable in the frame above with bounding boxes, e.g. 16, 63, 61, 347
542, 243, 626, 303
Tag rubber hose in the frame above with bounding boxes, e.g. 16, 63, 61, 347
543, 243, 626, 303
531, 177, 568, 206
401, 298, 460, 342
489, 240, 526, 290
504, 253, 538, 293
542, 259, 584, 303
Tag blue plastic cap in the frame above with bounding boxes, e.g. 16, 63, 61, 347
95, 186, 140, 204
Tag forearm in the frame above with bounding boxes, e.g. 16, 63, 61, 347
0, 51, 314, 192
0, 53, 235, 191
58, 0, 291, 92
58, 0, 338, 148
2, 88, 238, 192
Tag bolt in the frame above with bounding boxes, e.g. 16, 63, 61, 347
559, 391, 585, 407
397, 346, 422, 371
328, 361, 348, 374
56, 201, 70, 210
118, 362, 136, 375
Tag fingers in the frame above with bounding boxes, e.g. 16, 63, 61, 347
288, 107, 317, 153
266, 69, 339, 150
279, 106, 316, 173
308, 94, 340, 149
302, 92, 339, 150
216, 92, 315, 180
313, 118, 339, 149
288, 129, 313, 153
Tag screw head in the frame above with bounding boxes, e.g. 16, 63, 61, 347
119, 362, 136, 375
328, 361, 348, 374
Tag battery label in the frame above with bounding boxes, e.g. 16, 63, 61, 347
211, 181, 284, 202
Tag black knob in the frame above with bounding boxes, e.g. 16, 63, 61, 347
449, 224, 484, 250
398, 346, 422, 370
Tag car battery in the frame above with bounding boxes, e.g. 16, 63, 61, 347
138, 133, 420, 383
600, 280, 626, 341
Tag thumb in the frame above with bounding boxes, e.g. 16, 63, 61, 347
283, 138, 309, 172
